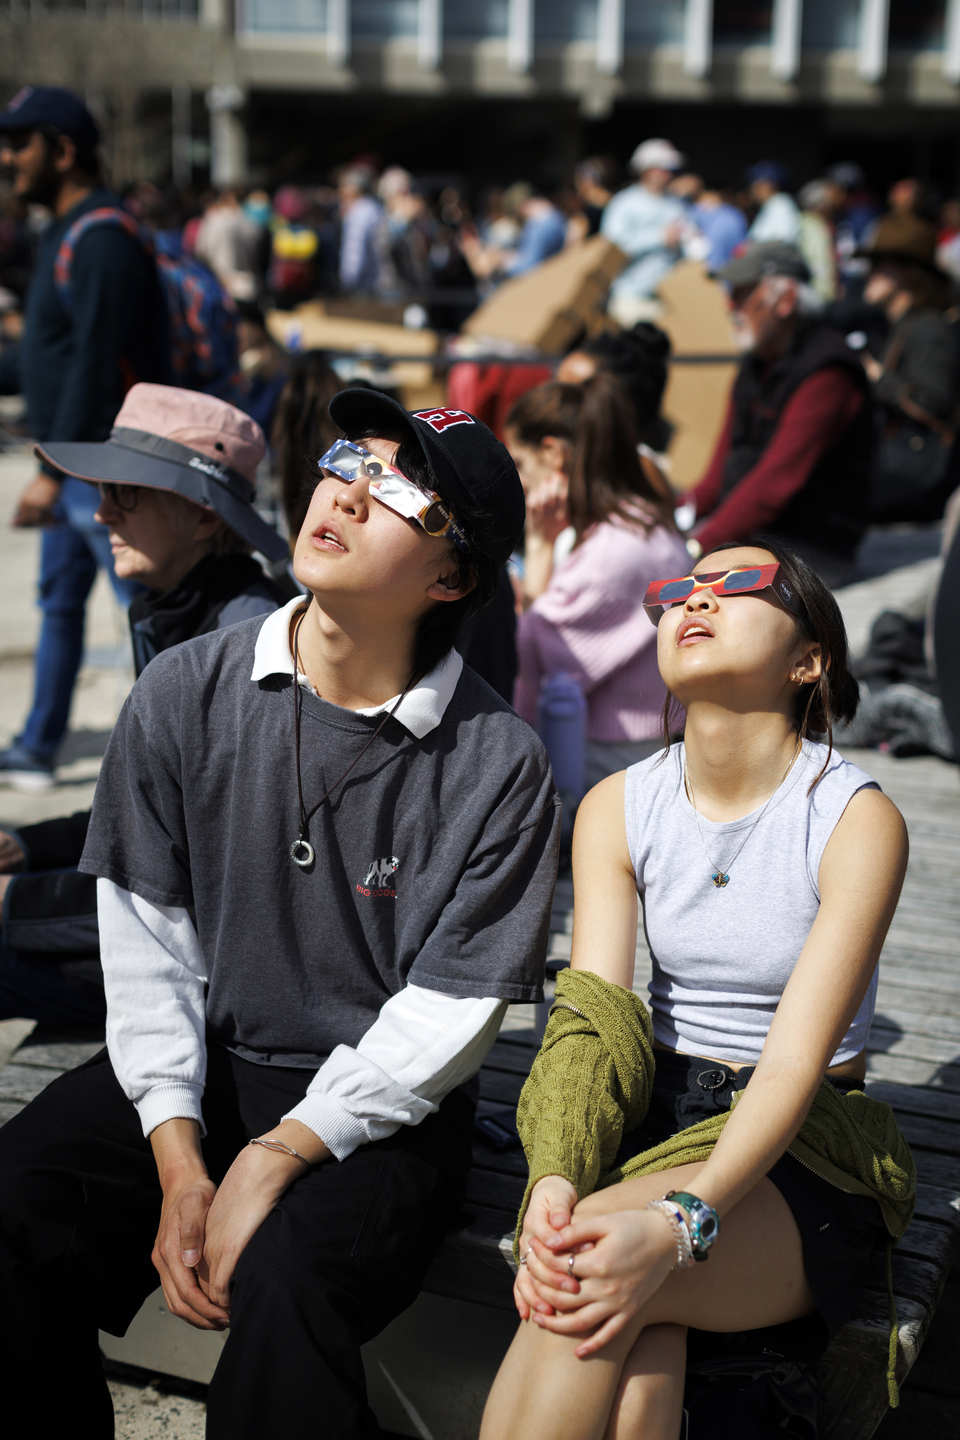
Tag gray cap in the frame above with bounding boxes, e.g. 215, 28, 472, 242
716, 242, 811, 288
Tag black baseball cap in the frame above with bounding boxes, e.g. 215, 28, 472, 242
717, 242, 810, 289
0, 86, 99, 150
328, 389, 525, 569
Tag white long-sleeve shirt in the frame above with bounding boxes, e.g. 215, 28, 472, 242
100, 879, 505, 1155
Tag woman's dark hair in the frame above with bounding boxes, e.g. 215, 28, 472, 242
575, 323, 672, 450
342, 426, 500, 683
660, 537, 860, 784
505, 371, 675, 537
272, 352, 346, 541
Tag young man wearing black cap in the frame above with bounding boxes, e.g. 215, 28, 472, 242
0, 86, 169, 789
0, 391, 559, 1437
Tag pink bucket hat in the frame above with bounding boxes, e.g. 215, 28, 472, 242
35, 384, 287, 561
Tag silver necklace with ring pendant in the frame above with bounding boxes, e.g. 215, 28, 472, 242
289, 606, 412, 868
683, 736, 801, 889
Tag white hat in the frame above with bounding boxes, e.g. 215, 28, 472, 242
630, 138, 685, 175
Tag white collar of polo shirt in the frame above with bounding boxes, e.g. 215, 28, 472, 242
250, 596, 462, 738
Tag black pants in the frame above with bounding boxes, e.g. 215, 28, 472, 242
0, 1042, 474, 1438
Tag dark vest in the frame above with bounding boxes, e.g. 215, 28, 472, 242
722, 322, 873, 556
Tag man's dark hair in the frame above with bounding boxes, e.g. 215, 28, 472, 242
342, 426, 500, 681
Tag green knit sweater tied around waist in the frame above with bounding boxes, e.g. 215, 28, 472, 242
515, 968, 917, 1406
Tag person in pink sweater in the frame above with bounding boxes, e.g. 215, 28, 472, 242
507, 373, 690, 789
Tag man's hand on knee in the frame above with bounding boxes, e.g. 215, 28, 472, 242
197, 1123, 329, 1313
153, 1175, 229, 1330
149, 1117, 229, 1331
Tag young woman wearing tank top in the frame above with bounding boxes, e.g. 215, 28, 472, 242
482, 539, 912, 1440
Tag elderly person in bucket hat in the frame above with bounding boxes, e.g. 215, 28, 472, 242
0, 384, 287, 1026
36, 383, 289, 675
0, 384, 289, 792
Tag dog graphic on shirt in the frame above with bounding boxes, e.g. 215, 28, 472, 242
363, 856, 400, 888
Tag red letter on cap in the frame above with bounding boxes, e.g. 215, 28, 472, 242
415, 408, 475, 434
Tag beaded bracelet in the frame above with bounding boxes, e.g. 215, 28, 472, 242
646, 1199, 695, 1270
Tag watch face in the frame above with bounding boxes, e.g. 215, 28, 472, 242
700, 1214, 719, 1244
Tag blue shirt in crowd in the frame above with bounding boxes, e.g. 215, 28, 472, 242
505, 204, 567, 277
601, 183, 687, 299
691, 200, 748, 270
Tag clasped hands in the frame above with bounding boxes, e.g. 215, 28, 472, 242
515, 1175, 676, 1358
150, 1118, 329, 1332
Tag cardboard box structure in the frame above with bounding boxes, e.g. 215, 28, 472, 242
265, 304, 446, 411
264, 256, 737, 489
655, 262, 739, 492
461, 236, 626, 353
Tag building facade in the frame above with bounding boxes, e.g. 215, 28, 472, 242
2, 0, 960, 189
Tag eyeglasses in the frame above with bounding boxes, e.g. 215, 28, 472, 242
98, 482, 140, 512
643, 562, 803, 626
314, 440, 469, 554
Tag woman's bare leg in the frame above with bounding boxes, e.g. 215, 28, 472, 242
604, 1324, 687, 1440
480, 1162, 813, 1440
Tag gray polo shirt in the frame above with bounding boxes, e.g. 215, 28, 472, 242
80, 614, 560, 1068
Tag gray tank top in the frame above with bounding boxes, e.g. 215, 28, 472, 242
624, 740, 880, 1065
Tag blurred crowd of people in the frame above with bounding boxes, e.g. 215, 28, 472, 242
1, 91, 960, 807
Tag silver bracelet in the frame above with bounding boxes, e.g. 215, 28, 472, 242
248, 1137, 312, 1166
646, 1199, 695, 1271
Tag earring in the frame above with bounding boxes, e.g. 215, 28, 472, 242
792, 673, 803, 684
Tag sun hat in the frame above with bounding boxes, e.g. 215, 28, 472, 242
630, 139, 684, 175
35, 384, 287, 561
855, 213, 942, 274
327, 389, 525, 570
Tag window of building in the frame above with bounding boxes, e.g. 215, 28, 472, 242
444, 0, 509, 40
713, 0, 772, 44
623, 0, 686, 47
352, 0, 418, 39
535, 0, 597, 44
889, 0, 945, 51
242, 0, 326, 32
801, 0, 860, 50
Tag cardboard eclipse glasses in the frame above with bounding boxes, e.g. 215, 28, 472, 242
315, 440, 469, 554
643, 562, 803, 626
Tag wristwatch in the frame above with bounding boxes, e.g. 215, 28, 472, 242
666, 1191, 721, 1261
